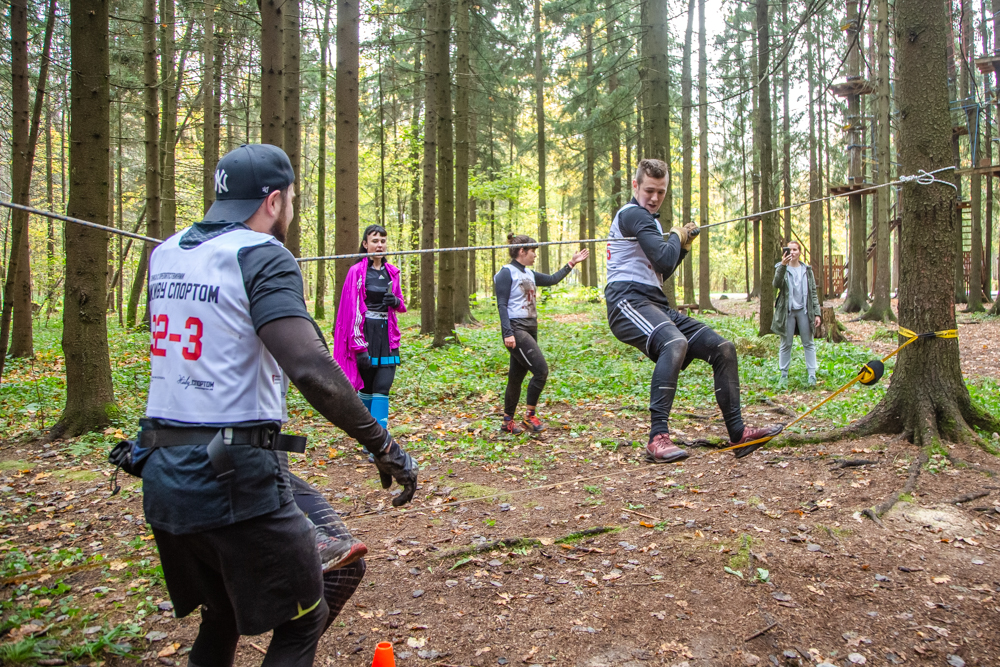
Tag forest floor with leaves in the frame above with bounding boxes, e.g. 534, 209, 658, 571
2, 288, 1000, 667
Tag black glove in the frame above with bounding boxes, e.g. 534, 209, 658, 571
356, 352, 372, 370
372, 435, 418, 507
108, 439, 150, 495
382, 289, 400, 309
109, 440, 144, 477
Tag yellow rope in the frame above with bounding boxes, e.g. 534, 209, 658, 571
712, 327, 958, 454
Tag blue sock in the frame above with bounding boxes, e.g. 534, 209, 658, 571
371, 394, 389, 429
358, 392, 373, 412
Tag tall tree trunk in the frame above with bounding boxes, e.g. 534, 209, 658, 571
534, 0, 549, 274
335, 0, 360, 312
750, 11, 761, 300
947, 0, 966, 303
963, 0, 984, 310
697, 0, 712, 311
143, 0, 161, 303
159, 0, 178, 238
283, 0, 302, 257
433, 0, 457, 346
983, 0, 994, 305
469, 107, 479, 301
421, 0, 438, 334
6, 0, 34, 359
643, 0, 674, 304
781, 0, 792, 242
807, 19, 825, 301
607, 2, 622, 215
50, 0, 117, 439
991, 0, 1000, 314
842, 0, 869, 313
408, 30, 423, 308
203, 0, 216, 213
757, 0, 777, 334
259, 0, 283, 146
585, 24, 598, 289
454, 0, 473, 323
821, 0, 1000, 450
315, 1, 332, 320
46, 102, 56, 316
681, 0, 695, 305
863, 0, 896, 321
4, 0, 55, 366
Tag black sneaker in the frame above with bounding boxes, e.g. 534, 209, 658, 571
315, 525, 368, 572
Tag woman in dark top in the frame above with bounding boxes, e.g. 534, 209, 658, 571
333, 224, 407, 430
494, 234, 588, 434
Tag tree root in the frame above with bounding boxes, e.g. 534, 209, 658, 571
863, 448, 928, 524
434, 526, 618, 560
859, 304, 897, 323
945, 453, 999, 478
943, 490, 991, 505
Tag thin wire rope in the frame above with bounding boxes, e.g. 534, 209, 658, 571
0, 165, 957, 262
0, 199, 161, 244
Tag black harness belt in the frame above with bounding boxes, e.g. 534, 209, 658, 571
140, 427, 307, 481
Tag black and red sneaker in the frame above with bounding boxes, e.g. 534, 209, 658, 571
316, 525, 368, 572
522, 415, 546, 433
644, 433, 690, 464
730, 424, 784, 459
500, 418, 524, 435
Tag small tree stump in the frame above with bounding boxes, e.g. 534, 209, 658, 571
817, 306, 847, 343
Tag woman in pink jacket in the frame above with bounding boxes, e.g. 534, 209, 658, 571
333, 224, 406, 429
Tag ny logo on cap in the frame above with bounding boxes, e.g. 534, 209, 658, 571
214, 169, 229, 194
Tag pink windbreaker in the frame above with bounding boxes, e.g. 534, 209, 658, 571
332, 258, 407, 391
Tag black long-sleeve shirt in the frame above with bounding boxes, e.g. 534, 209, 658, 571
605, 199, 688, 308
494, 260, 573, 337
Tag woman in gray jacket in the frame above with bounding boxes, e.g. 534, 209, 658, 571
771, 241, 822, 386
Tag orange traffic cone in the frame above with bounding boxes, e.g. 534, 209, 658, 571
372, 642, 395, 667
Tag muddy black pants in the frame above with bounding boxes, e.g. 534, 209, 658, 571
607, 298, 745, 443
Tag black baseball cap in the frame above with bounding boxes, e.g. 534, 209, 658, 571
203, 144, 295, 224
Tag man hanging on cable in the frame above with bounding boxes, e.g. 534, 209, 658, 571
115, 144, 417, 666
605, 158, 783, 462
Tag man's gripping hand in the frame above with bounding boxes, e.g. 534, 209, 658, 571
373, 435, 418, 506
668, 225, 698, 251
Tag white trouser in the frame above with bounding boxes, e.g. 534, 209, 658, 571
779, 308, 817, 375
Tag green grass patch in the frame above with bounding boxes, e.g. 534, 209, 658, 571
451, 483, 509, 503
727, 534, 753, 572
553, 525, 619, 544
0, 460, 33, 471
57, 470, 103, 482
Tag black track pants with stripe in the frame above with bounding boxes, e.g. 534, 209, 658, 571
607, 298, 744, 442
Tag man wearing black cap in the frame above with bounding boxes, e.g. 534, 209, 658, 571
134, 145, 418, 666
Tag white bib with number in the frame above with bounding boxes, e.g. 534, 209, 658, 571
499, 264, 537, 319
606, 202, 663, 287
145, 228, 289, 423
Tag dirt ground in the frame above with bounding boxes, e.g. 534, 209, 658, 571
3, 310, 1000, 667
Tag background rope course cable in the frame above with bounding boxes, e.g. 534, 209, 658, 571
0, 165, 956, 262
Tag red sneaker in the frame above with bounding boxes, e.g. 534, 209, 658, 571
315, 527, 368, 572
501, 419, 524, 435
644, 433, 690, 464
522, 415, 546, 433
730, 424, 784, 459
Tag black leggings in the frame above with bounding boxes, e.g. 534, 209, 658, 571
504, 324, 549, 416
360, 365, 396, 395
188, 475, 366, 667
608, 298, 744, 442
